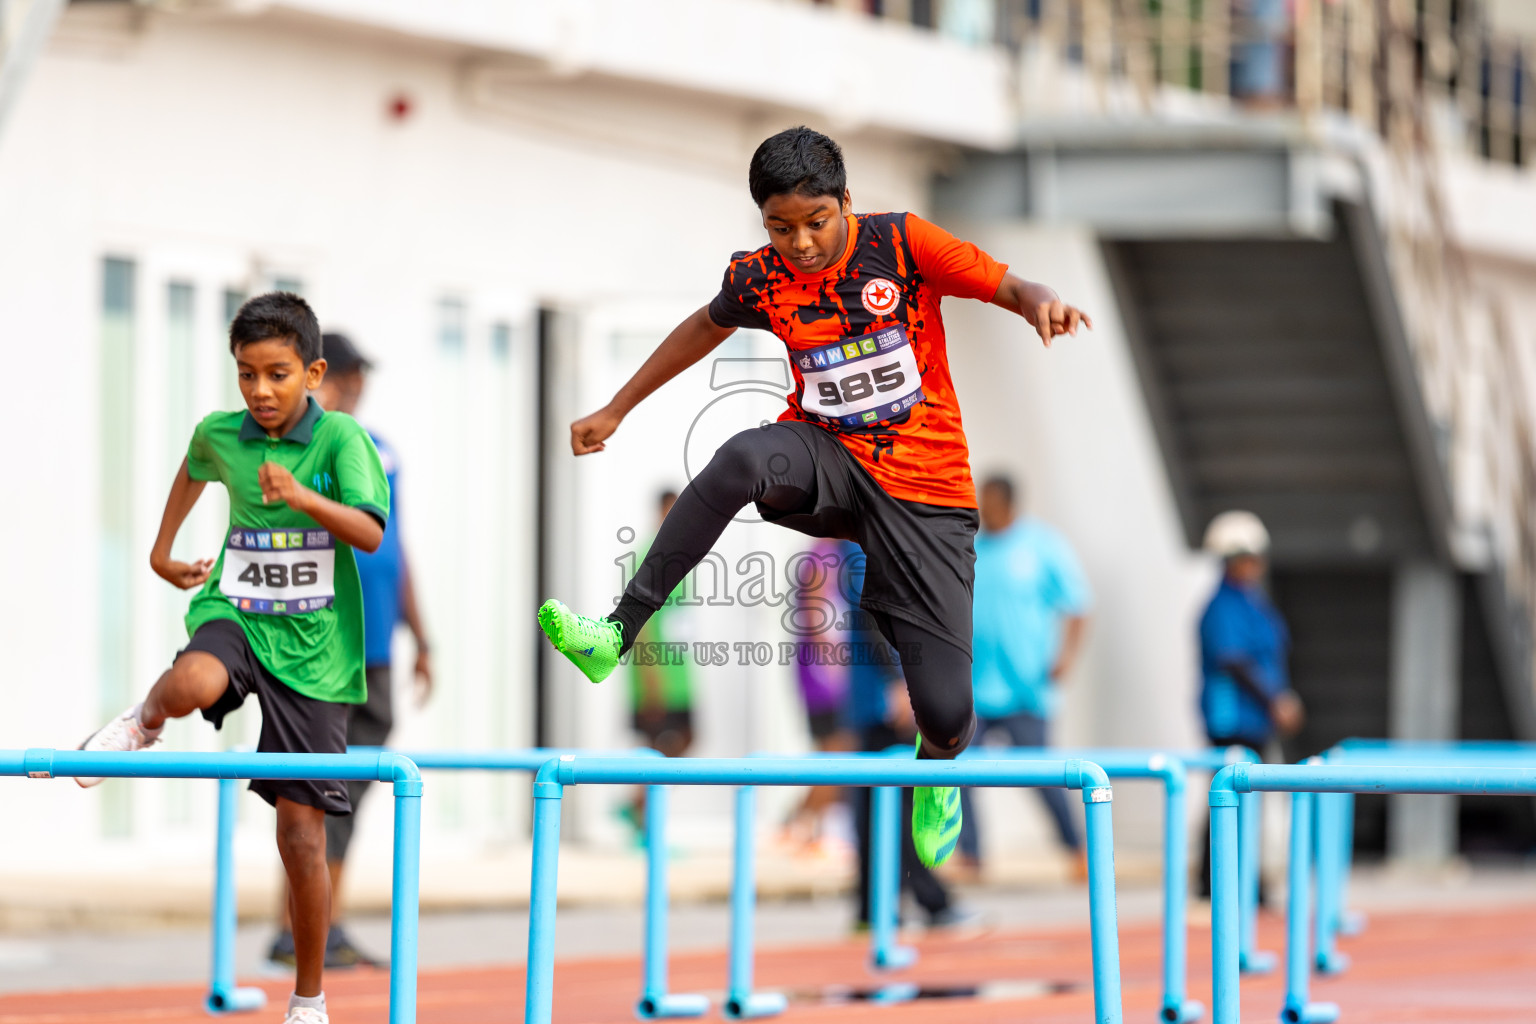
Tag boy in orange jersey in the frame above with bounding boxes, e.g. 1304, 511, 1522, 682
540, 126, 1089, 867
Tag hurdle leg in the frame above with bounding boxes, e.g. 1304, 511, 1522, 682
1238, 790, 1276, 974
1280, 791, 1337, 1024
1082, 783, 1124, 1024
1312, 794, 1350, 975
636, 784, 708, 1019
723, 787, 787, 1020
1210, 787, 1242, 1024
1335, 793, 1366, 936
1159, 774, 1202, 1023
525, 771, 564, 1024
388, 773, 423, 1024
868, 785, 916, 970
205, 777, 266, 1015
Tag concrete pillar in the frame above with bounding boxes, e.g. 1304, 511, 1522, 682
1387, 561, 1461, 865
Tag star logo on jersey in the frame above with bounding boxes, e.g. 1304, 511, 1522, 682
861, 277, 900, 316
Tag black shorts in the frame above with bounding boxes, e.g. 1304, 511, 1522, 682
756, 421, 979, 655
187, 619, 352, 815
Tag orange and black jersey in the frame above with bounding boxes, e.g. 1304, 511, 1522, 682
707, 211, 1007, 508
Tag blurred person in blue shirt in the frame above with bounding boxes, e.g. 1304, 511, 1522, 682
841, 542, 974, 930
1198, 510, 1303, 751
269, 332, 434, 969
1195, 510, 1304, 897
955, 475, 1091, 879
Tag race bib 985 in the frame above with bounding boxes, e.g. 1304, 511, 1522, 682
220, 527, 336, 615
795, 325, 924, 429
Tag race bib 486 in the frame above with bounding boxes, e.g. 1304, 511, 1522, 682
795, 325, 924, 429
220, 528, 336, 615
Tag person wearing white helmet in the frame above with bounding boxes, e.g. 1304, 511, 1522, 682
1195, 510, 1304, 897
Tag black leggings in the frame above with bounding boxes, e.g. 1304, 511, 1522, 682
609, 424, 975, 760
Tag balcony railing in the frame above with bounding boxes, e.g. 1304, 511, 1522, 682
807, 0, 1535, 170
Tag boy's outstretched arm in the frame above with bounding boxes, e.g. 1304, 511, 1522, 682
571, 305, 735, 455
150, 459, 214, 589
257, 463, 385, 553
990, 272, 1093, 348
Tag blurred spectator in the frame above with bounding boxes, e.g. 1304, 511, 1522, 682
1195, 509, 1304, 897
955, 475, 1090, 882
938, 0, 996, 45
1232, 0, 1291, 106
843, 546, 976, 931
270, 331, 433, 971
622, 491, 696, 838
782, 538, 856, 854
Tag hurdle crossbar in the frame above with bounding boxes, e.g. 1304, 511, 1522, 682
0, 749, 423, 1024
526, 755, 1124, 1024
1209, 761, 1536, 1024
205, 747, 702, 1019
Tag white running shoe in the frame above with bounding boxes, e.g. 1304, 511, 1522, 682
282, 1007, 327, 1024
75, 703, 162, 788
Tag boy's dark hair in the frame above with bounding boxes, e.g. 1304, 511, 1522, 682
229, 292, 323, 365
748, 126, 846, 208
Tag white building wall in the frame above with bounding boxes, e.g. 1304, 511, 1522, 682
0, 2, 943, 873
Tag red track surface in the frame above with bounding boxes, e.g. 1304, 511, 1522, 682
0, 905, 1532, 1023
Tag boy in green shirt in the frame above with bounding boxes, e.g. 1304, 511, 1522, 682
77, 293, 390, 1024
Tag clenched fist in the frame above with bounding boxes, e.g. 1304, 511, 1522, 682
259, 461, 311, 511
152, 556, 215, 590
570, 406, 624, 455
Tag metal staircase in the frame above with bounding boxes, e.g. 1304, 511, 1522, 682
1104, 217, 1442, 567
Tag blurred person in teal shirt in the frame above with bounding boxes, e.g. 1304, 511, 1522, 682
955, 474, 1091, 879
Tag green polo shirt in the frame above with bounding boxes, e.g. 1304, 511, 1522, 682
184, 397, 390, 704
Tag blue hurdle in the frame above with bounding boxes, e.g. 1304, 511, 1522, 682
0, 749, 423, 1024
1300, 740, 1536, 987
864, 748, 1209, 1023
722, 745, 1263, 1022
527, 756, 1124, 1024
1208, 761, 1536, 1024
204, 747, 704, 1020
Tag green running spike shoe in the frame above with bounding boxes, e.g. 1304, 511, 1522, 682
911, 739, 962, 869
538, 599, 624, 685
